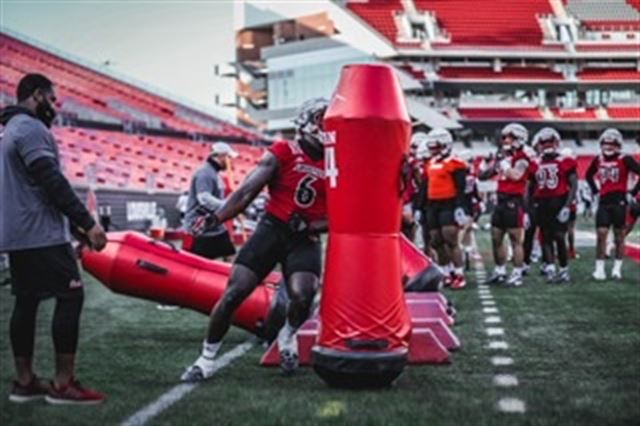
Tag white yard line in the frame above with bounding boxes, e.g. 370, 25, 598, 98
121, 340, 254, 426
472, 252, 526, 414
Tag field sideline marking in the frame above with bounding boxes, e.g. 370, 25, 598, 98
472, 252, 526, 414
121, 340, 254, 426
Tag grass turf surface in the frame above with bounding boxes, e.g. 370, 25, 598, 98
1, 228, 638, 425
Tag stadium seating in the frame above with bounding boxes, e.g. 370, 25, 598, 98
0, 32, 261, 141
459, 107, 543, 120
578, 69, 640, 81
53, 127, 264, 192
413, 0, 552, 46
550, 107, 598, 120
347, 0, 402, 42
439, 66, 564, 80
607, 106, 640, 119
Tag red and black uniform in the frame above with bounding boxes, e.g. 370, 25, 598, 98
422, 155, 467, 229
586, 154, 640, 229
235, 140, 327, 280
491, 149, 531, 230
529, 153, 577, 233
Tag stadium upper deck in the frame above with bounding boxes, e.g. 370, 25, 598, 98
231, 0, 639, 140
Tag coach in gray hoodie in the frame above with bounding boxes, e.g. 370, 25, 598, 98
1, 73, 107, 404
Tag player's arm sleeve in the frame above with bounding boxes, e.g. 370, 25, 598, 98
453, 168, 467, 209
215, 152, 278, 223
585, 157, 599, 194
26, 157, 96, 231
566, 170, 578, 207
623, 155, 640, 175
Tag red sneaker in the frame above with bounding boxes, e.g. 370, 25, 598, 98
443, 273, 453, 287
9, 376, 50, 403
45, 378, 105, 405
450, 274, 467, 290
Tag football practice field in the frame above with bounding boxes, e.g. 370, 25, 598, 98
1, 224, 639, 426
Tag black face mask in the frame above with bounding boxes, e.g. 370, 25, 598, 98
36, 97, 56, 128
299, 134, 323, 161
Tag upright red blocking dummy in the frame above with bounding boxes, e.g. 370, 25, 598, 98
312, 64, 412, 388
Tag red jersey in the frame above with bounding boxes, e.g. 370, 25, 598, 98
586, 154, 638, 196
265, 140, 327, 223
496, 149, 532, 196
530, 154, 577, 199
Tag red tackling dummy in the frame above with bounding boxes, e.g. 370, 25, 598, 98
312, 64, 413, 388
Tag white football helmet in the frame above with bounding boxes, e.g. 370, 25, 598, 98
599, 128, 623, 157
501, 123, 528, 152
532, 127, 561, 156
425, 128, 453, 158
411, 132, 429, 155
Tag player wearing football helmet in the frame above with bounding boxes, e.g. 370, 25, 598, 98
182, 98, 329, 381
417, 128, 468, 289
479, 123, 532, 287
586, 128, 640, 280
529, 128, 577, 283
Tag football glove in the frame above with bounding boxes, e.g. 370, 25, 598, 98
454, 207, 468, 226
556, 207, 570, 224
191, 207, 220, 236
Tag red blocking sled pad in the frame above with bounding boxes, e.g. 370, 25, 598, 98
261, 292, 458, 367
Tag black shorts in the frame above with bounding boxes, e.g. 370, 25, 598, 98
234, 214, 322, 281
535, 196, 568, 234
9, 243, 83, 300
190, 231, 236, 260
491, 195, 525, 230
425, 199, 456, 230
596, 203, 627, 229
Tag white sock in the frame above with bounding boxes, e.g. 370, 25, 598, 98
512, 267, 522, 277
546, 264, 556, 274
612, 259, 623, 274
495, 265, 507, 275
278, 320, 297, 351
202, 340, 221, 360
595, 259, 605, 273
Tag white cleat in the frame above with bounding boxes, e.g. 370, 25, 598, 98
611, 270, 622, 280
592, 269, 607, 281
180, 355, 216, 382
277, 326, 299, 376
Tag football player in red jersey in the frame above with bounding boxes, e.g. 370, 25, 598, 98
418, 128, 469, 289
529, 127, 578, 283
479, 123, 532, 287
586, 128, 640, 280
182, 98, 329, 380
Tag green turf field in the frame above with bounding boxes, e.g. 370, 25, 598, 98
1, 229, 639, 425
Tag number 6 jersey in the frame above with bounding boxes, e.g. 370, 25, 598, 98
265, 139, 327, 223
529, 153, 577, 199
